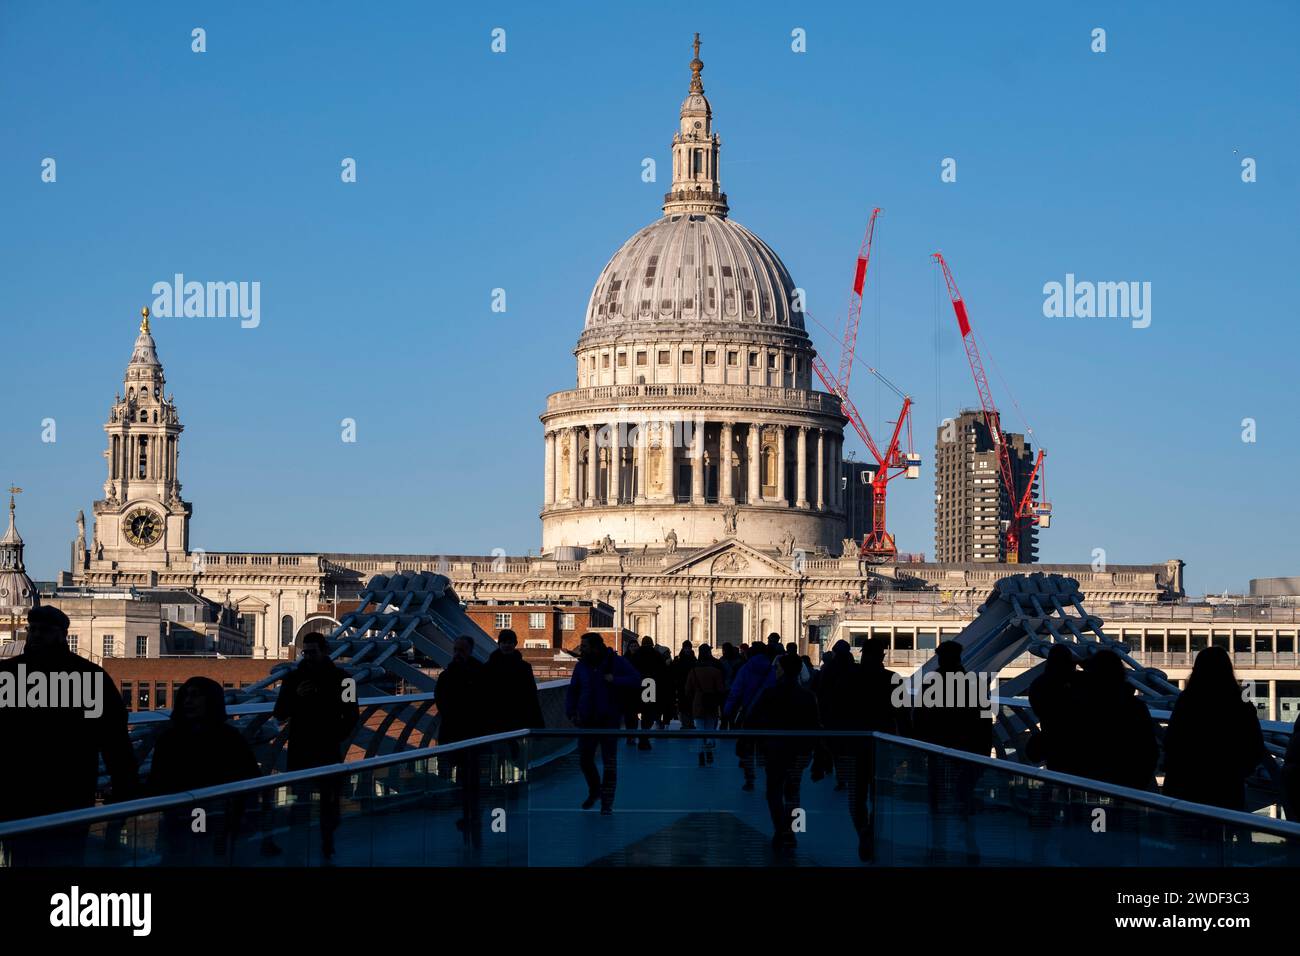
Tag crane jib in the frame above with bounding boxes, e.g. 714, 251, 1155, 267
954, 299, 972, 337
853, 257, 867, 296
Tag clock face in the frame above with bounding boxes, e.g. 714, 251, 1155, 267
123, 508, 164, 548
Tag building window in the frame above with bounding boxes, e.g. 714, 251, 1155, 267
617, 351, 628, 367
102, 635, 115, 658
137, 684, 151, 710
135, 635, 148, 658
528, 612, 546, 630
155, 683, 168, 709
768, 353, 779, 369
636, 351, 647, 366
68, 635, 78, 655
120, 681, 132, 710
704, 350, 717, 365
602, 353, 610, 368
137, 436, 148, 478
657, 350, 670, 364
727, 351, 738, 366
561, 613, 576, 631
748, 352, 759, 368
281, 615, 295, 647
682, 350, 694, 365
494, 612, 512, 630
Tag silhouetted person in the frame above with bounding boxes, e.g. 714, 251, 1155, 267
911, 641, 989, 864
685, 646, 726, 766
746, 654, 822, 849
436, 636, 489, 847
846, 637, 903, 861
1283, 729, 1299, 823
912, 642, 991, 756
724, 642, 777, 790
273, 633, 359, 861
766, 632, 784, 654
484, 629, 544, 734
1163, 646, 1265, 811
717, 642, 741, 729
1027, 644, 1079, 773
565, 633, 640, 813
620, 639, 642, 744
148, 676, 261, 863
670, 642, 697, 728
1069, 650, 1158, 791
0, 605, 137, 866
816, 639, 860, 791
631, 636, 668, 745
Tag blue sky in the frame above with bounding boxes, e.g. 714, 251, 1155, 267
2, 1, 1297, 594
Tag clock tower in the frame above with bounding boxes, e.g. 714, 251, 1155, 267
85, 308, 192, 573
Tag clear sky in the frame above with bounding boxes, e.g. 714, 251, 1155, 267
2, 1, 1297, 594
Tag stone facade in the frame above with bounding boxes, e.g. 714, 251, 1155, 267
63, 39, 1187, 664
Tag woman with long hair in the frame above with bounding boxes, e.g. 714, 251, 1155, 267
1163, 646, 1266, 811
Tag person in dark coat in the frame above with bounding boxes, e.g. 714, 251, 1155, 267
1027, 644, 1079, 772
912, 642, 992, 756
848, 637, 903, 861
1163, 646, 1266, 811
435, 636, 490, 846
684, 646, 726, 766
911, 641, 990, 864
1070, 650, 1158, 791
620, 639, 642, 745
670, 642, 697, 728
816, 639, 861, 791
723, 642, 778, 790
631, 636, 667, 746
483, 629, 544, 734
0, 605, 137, 866
746, 654, 823, 848
147, 676, 261, 863
272, 632, 360, 860
565, 633, 641, 813
1283, 729, 1299, 824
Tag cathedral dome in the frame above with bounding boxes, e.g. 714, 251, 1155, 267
583, 213, 804, 334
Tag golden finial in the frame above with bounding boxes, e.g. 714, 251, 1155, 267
140, 306, 151, 333
689, 32, 704, 93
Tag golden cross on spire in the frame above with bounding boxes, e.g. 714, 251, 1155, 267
689, 32, 704, 93
140, 306, 151, 333
7, 486, 19, 514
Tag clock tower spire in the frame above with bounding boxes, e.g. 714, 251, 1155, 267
82, 308, 192, 578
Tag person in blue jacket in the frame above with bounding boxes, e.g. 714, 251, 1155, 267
566, 632, 642, 813
723, 641, 778, 790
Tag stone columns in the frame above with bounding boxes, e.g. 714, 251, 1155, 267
796, 426, 809, 509
607, 430, 619, 504
747, 423, 760, 504
543, 431, 555, 506
775, 425, 786, 504
720, 421, 734, 504
568, 427, 580, 506
634, 425, 647, 503
830, 434, 841, 511
816, 428, 825, 511
691, 421, 705, 503
585, 424, 598, 506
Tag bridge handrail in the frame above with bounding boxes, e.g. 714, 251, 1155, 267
5, 726, 1297, 842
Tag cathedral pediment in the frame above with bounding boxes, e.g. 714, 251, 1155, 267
662, 538, 796, 579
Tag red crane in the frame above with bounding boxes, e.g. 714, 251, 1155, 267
811, 209, 920, 562
932, 251, 1050, 563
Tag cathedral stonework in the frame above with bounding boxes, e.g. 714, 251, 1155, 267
63, 39, 1183, 660
539, 37, 848, 556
